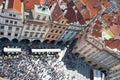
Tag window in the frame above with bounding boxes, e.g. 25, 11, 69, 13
14, 21, 17, 24
13, 15, 16, 17
16, 28, 19, 31
63, 27, 65, 29
43, 28, 46, 31
38, 27, 41, 31
15, 34, 18, 36
55, 30, 58, 33
0, 26, 4, 29
35, 33, 39, 37
33, 24, 37, 26
36, 15, 40, 20
52, 35, 55, 38
40, 33, 44, 38
5, 20, 9, 23
26, 26, 30, 30
10, 21, 13, 24
8, 27, 12, 30
30, 32, 34, 37
58, 26, 61, 28
61, 21, 64, 23
54, 26, 57, 28
32, 27, 35, 30
24, 32, 28, 37
47, 35, 50, 38
59, 30, 62, 33
0, 32, 4, 35
42, 8, 46, 11
8, 33, 11, 36
42, 16, 46, 21
55, 36, 58, 39
24, 34, 27, 37
51, 30, 54, 32
9, 14, 12, 16
27, 24, 31, 26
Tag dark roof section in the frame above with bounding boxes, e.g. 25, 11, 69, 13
64, 1, 85, 24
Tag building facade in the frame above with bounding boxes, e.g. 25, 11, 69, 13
0, 0, 23, 40
20, 20, 50, 42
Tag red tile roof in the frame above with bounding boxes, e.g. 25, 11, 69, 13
51, 3, 63, 21
24, 0, 44, 11
8, 0, 21, 13
0, 0, 3, 5
103, 12, 120, 36
91, 20, 102, 37
100, 0, 110, 8
105, 38, 120, 50
74, 1, 83, 11
81, 0, 102, 17
74, 1, 90, 20
81, 9, 90, 20
64, 1, 85, 24
46, 0, 56, 7
103, 14, 112, 26
110, 24, 120, 36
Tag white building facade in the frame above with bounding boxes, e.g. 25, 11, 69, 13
0, 0, 23, 40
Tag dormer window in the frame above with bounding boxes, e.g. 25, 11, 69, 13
42, 7, 46, 11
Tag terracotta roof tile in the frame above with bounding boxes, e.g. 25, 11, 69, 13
81, 9, 90, 20
0, 0, 3, 5
100, 0, 110, 8
105, 38, 120, 50
110, 24, 120, 36
46, 0, 57, 7
64, 1, 85, 24
103, 14, 112, 26
51, 3, 63, 21
91, 20, 102, 37
74, 1, 90, 20
24, 0, 44, 11
81, 0, 102, 17
74, 1, 83, 11
104, 12, 120, 36
8, 0, 21, 13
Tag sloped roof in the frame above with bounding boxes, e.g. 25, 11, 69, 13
91, 20, 102, 37
24, 0, 44, 11
81, 0, 102, 17
0, 0, 3, 5
51, 3, 63, 21
8, 0, 21, 13
64, 1, 85, 24
74, 1, 90, 20
105, 38, 120, 50
103, 12, 120, 36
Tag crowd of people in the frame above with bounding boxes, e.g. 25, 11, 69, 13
0, 40, 92, 80
0, 50, 90, 80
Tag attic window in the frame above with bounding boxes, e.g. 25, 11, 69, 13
42, 8, 46, 11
